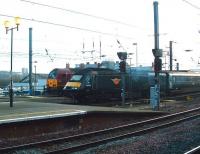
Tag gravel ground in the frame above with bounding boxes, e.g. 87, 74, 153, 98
158, 96, 200, 113
77, 117, 200, 154
0, 95, 199, 152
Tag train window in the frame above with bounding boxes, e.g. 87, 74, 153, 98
85, 75, 91, 85
48, 69, 57, 79
70, 75, 82, 81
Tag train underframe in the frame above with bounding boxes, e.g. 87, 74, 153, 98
65, 88, 152, 103
45, 87, 64, 96
65, 85, 200, 103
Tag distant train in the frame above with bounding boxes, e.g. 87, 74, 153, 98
63, 67, 200, 102
46, 68, 72, 95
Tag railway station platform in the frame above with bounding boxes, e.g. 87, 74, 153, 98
0, 96, 165, 125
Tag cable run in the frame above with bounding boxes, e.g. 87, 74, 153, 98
20, 0, 140, 29
182, 0, 200, 10
0, 13, 135, 40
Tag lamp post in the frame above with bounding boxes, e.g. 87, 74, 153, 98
128, 53, 134, 67
169, 41, 176, 71
133, 43, 138, 67
4, 17, 20, 107
34, 65, 36, 95
162, 50, 168, 70
33, 61, 37, 96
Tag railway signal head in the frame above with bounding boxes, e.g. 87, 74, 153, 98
119, 61, 126, 72
154, 58, 162, 72
117, 52, 127, 61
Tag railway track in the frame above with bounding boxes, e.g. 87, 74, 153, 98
184, 145, 200, 154
0, 107, 200, 154
164, 91, 200, 100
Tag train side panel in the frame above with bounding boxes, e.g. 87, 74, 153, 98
92, 74, 122, 99
63, 68, 122, 102
167, 72, 200, 95
64, 67, 200, 102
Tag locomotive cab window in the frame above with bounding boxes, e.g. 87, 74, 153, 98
85, 75, 92, 86
70, 75, 83, 81
48, 69, 58, 79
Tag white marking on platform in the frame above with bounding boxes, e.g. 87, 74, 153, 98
0, 110, 86, 124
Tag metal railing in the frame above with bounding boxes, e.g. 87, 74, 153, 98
1, 85, 46, 96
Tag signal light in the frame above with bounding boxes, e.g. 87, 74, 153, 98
154, 58, 162, 72
117, 52, 127, 60
119, 61, 126, 72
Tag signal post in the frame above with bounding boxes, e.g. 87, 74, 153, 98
151, 1, 163, 110
117, 52, 127, 106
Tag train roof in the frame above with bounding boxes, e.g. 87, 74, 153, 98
74, 67, 117, 75
156, 70, 200, 76
50, 68, 70, 71
48, 68, 72, 76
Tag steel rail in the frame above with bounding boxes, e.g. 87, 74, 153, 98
0, 107, 200, 153
164, 91, 200, 100
48, 113, 200, 154
184, 145, 200, 154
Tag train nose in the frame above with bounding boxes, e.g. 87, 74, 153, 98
47, 79, 57, 88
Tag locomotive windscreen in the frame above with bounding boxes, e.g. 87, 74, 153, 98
70, 75, 83, 81
48, 69, 58, 79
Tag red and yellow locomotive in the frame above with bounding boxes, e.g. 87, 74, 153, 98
46, 68, 72, 95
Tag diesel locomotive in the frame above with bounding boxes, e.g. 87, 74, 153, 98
63, 68, 121, 102
46, 68, 72, 95
63, 67, 200, 102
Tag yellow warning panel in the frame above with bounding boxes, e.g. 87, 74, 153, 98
66, 82, 81, 88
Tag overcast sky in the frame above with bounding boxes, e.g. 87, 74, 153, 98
0, 0, 200, 73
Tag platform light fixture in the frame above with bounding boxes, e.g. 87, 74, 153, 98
4, 20, 10, 33
4, 17, 20, 34
15, 16, 20, 27
4, 16, 21, 107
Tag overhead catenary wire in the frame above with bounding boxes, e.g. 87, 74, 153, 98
0, 14, 135, 40
0, 48, 89, 60
20, 0, 142, 30
182, 0, 200, 10
0, 1, 139, 69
